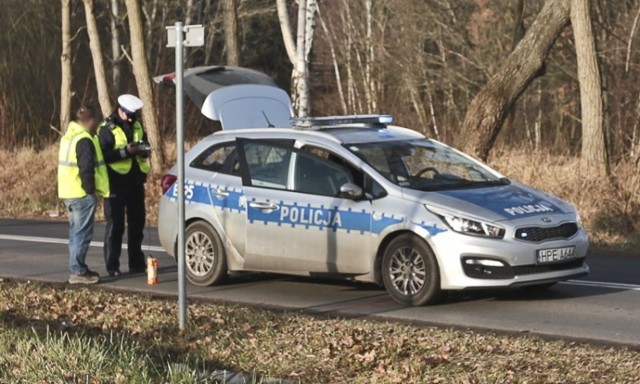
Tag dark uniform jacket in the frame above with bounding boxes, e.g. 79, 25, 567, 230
98, 113, 148, 189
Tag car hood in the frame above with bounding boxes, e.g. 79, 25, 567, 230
403, 182, 574, 222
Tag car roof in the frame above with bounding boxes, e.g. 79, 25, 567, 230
209, 125, 425, 145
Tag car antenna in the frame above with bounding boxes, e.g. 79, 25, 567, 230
261, 110, 275, 128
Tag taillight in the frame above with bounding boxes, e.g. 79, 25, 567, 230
161, 174, 177, 194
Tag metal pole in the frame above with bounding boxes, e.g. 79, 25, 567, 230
175, 21, 187, 330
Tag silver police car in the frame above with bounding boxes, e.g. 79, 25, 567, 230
158, 84, 588, 306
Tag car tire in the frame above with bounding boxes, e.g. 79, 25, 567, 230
184, 221, 228, 286
381, 234, 441, 306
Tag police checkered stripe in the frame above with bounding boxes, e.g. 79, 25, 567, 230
372, 211, 404, 221
213, 188, 245, 212
166, 180, 447, 237
413, 221, 447, 236
247, 199, 371, 234
371, 213, 404, 235
167, 180, 245, 212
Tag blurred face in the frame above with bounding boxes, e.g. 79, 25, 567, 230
118, 107, 138, 123
81, 117, 99, 134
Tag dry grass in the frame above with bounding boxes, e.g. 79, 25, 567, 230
0, 145, 638, 249
0, 145, 166, 223
489, 149, 640, 248
2, 280, 640, 383
0, 146, 60, 217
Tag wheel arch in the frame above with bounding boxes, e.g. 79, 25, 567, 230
174, 217, 229, 286
374, 229, 433, 286
172, 216, 218, 257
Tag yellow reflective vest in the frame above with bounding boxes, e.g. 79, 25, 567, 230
58, 121, 110, 199
102, 121, 150, 175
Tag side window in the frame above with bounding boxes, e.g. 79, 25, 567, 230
239, 140, 380, 199
293, 153, 353, 197
364, 175, 387, 199
191, 142, 239, 176
302, 145, 387, 199
242, 141, 293, 189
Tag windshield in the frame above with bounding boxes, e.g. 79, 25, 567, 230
346, 139, 507, 191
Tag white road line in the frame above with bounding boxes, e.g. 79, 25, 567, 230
561, 280, 640, 291
0, 234, 166, 253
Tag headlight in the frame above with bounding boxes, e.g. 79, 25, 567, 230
426, 206, 505, 239
441, 215, 505, 238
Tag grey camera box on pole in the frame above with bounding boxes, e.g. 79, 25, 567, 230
166, 22, 204, 330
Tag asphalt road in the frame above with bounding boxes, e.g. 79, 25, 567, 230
1, 218, 639, 347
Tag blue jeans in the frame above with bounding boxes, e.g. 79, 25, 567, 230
64, 194, 97, 275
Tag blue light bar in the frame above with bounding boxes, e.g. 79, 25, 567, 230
291, 114, 394, 129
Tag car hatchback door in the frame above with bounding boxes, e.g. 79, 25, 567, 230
237, 139, 372, 274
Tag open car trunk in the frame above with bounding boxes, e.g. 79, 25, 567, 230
154, 66, 293, 130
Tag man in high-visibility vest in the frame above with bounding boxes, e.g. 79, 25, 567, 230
98, 94, 151, 277
58, 105, 110, 284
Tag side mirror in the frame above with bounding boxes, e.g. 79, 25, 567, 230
339, 183, 364, 200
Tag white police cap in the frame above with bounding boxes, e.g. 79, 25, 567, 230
117, 94, 144, 114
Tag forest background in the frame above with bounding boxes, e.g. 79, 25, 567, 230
0, 0, 638, 248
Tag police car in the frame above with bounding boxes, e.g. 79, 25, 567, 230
158, 84, 588, 306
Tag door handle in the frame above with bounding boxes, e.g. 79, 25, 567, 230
214, 188, 230, 198
249, 201, 279, 211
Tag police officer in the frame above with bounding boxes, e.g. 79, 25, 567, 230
98, 94, 151, 277
58, 105, 110, 284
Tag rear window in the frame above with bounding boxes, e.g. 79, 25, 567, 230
191, 142, 240, 176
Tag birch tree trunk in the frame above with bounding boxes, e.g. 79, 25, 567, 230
458, 0, 570, 161
185, 0, 195, 25
276, 0, 316, 117
83, 0, 113, 116
364, 0, 376, 112
110, 0, 121, 94
293, 0, 310, 117
318, 8, 347, 113
60, 0, 72, 132
571, 0, 609, 176
124, 0, 165, 172
276, 0, 297, 65
222, 0, 240, 66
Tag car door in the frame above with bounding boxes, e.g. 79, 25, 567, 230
189, 141, 247, 256
237, 139, 372, 274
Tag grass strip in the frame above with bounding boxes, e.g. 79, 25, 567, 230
1, 279, 639, 383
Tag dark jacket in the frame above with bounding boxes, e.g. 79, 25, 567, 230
98, 112, 148, 189
76, 138, 96, 195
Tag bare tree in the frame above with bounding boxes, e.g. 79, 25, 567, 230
276, 0, 317, 117
571, 0, 609, 175
318, 0, 388, 116
222, 0, 240, 65
458, 0, 570, 161
124, 0, 165, 171
110, 0, 122, 94
318, 7, 347, 114
185, 0, 195, 25
83, 0, 113, 116
60, 0, 72, 131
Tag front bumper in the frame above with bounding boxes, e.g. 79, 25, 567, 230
431, 227, 589, 290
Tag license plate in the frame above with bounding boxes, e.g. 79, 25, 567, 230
536, 246, 576, 264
